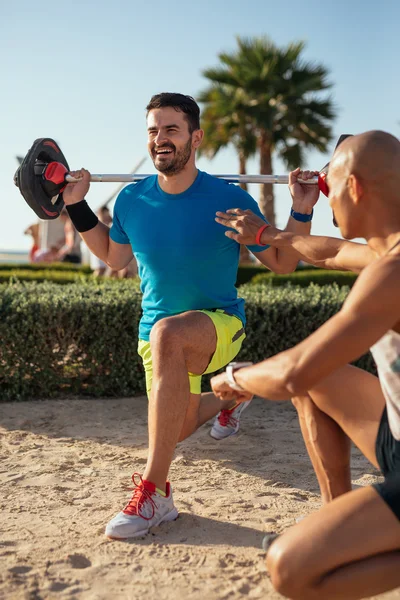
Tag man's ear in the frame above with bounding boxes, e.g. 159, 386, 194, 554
347, 174, 364, 205
192, 129, 204, 149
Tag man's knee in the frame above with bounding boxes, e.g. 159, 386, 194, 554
266, 539, 316, 600
150, 317, 182, 352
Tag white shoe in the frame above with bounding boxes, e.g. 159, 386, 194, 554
105, 474, 178, 539
210, 400, 252, 440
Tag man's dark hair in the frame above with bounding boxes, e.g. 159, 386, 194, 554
146, 93, 200, 133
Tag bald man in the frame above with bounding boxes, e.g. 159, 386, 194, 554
211, 131, 400, 599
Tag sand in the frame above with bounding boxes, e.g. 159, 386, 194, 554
1, 396, 399, 600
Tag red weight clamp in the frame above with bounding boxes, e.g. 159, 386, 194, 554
44, 161, 69, 191
318, 172, 329, 197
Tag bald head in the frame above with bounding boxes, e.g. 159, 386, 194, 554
327, 130, 400, 240
330, 130, 400, 191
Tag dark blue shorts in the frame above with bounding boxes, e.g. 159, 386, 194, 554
374, 407, 400, 520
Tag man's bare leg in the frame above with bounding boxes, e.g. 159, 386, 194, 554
307, 364, 384, 468
292, 394, 352, 502
142, 311, 220, 491
178, 392, 237, 442
265, 364, 395, 598
267, 486, 400, 600
105, 313, 230, 539
291, 364, 385, 505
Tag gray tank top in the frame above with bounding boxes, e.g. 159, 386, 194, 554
370, 330, 400, 440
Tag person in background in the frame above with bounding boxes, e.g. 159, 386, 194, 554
55, 209, 82, 264
89, 206, 137, 277
24, 223, 40, 262
31, 245, 59, 263
90, 206, 114, 276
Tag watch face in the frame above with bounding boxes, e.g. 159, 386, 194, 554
229, 362, 252, 368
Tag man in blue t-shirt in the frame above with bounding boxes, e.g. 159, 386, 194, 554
62, 93, 318, 539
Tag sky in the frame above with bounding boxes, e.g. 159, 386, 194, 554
0, 0, 399, 251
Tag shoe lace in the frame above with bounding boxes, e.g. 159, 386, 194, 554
123, 473, 156, 520
218, 406, 239, 428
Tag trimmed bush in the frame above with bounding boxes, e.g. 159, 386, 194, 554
0, 281, 374, 401
0, 263, 352, 288
250, 269, 358, 288
1, 265, 257, 286
0, 270, 94, 285
235, 263, 318, 286
0, 270, 140, 285
0, 280, 143, 401
0, 262, 92, 273
236, 264, 267, 286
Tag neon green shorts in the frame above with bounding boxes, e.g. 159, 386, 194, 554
138, 309, 246, 395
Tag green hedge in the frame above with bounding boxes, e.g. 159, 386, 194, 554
0, 281, 374, 401
0, 264, 258, 286
236, 264, 267, 286
0, 264, 354, 288
0, 270, 140, 285
236, 264, 321, 286
250, 269, 358, 288
0, 270, 95, 284
0, 280, 143, 401
0, 262, 92, 273
4, 263, 260, 281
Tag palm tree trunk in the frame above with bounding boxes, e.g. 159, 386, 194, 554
239, 151, 248, 192
238, 151, 253, 264
259, 129, 275, 225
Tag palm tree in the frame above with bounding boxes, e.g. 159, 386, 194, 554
198, 86, 257, 192
199, 36, 336, 224
198, 86, 257, 263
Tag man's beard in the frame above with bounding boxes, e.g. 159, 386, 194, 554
152, 136, 192, 175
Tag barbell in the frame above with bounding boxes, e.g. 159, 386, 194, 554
14, 135, 352, 220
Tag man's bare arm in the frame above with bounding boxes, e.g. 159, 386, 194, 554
217, 167, 374, 273
79, 223, 133, 270
217, 208, 374, 273
252, 168, 319, 274
256, 231, 374, 272
63, 168, 134, 270
252, 217, 310, 274
231, 258, 400, 400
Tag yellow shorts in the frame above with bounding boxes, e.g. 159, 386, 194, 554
138, 309, 246, 395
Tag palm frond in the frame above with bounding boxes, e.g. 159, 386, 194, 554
199, 35, 336, 217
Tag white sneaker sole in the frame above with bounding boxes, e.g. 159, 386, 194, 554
106, 507, 179, 540
209, 426, 239, 440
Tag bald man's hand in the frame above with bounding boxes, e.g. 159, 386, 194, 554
289, 168, 320, 215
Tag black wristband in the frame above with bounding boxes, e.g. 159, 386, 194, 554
65, 200, 99, 232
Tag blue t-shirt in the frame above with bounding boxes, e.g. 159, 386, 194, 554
110, 170, 269, 341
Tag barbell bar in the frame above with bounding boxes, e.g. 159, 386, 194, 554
14, 135, 352, 220
65, 173, 318, 184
